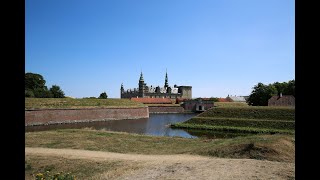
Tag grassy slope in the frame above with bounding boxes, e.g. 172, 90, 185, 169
214, 102, 249, 107
198, 106, 295, 121
25, 129, 295, 163
25, 98, 145, 110
172, 106, 295, 134
186, 117, 295, 130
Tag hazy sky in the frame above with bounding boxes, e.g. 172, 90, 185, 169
26, 0, 295, 98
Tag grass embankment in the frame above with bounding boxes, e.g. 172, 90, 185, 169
214, 102, 249, 107
172, 106, 295, 134
25, 98, 145, 110
198, 106, 295, 120
25, 129, 295, 163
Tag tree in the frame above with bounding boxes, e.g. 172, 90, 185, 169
25, 90, 35, 98
98, 92, 108, 99
25, 73, 46, 90
209, 97, 219, 102
273, 82, 288, 94
25, 72, 50, 98
247, 83, 278, 106
33, 86, 53, 98
49, 85, 65, 98
25, 72, 66, 98
283, 80, 295, 97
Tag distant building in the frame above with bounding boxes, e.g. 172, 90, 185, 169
268, 93, 295, 107
121, 71, 192, 100
182, 98, 214, 112
218, 98, 231, 102
226, 95, 247, 102
176, 98, 190, 104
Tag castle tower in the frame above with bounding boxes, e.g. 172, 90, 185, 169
178, 86, 192, 99
120, 83, 124, 98
138, 71, 145, 97
164, 69, 169, 88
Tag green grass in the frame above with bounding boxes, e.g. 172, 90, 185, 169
25, 98, 146, 110
25, 129, 295, 162
214, 102, 249, 107
171, 123, 294, 134
171, 106, 295, 134
186, 117, 295, 130
198, 106, 295, 121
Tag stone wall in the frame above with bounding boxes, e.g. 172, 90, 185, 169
25, 107, 149, 126
268, 95, 295, 107
178, 86, 192, 99
148, 106, 185, 113
182, 100, 214, 112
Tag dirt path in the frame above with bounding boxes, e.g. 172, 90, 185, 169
26, 147, 294, 180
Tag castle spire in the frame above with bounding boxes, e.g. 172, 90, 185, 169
139, 71, 144, 81
164, 69, 168, 88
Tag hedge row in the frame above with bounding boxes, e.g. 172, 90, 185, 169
186, 117, 295, 130
198, 106, 295, 121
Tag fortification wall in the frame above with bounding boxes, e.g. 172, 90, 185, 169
25, 107, 149, 126
148, 106, 185, 113
121, 92, 139, 98
145, 93, 181, 99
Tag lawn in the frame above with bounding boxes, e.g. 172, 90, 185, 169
25, 98, 145, 110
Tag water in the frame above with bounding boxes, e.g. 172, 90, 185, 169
26, 113, 197, 138
25, 113, 249, 139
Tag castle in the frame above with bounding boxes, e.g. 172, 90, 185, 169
120, 71, 192, 99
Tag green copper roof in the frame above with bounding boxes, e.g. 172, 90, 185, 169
139, 71, 144, 81
164, 70, 168, 87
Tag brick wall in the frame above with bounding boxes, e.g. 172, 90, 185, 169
148, 106, 185, 113
25, 107, 149, 126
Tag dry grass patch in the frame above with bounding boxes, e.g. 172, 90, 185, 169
25, 129, 295, 162
25, 154, 143, 180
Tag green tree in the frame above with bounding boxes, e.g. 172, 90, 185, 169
25, 72, 66, 98
273, 81, 288, 94
25, 72, 51, 98
49, 85, 65, 98
247, 83, 278, 106
283, 80, 295, 97
25, 90, 35, 98
209, 97, 219, 102
25, 72, 46, 90
98, 92, 108, 99
33, 86, 53, 98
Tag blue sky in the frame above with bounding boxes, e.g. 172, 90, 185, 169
26, 0, 295, 98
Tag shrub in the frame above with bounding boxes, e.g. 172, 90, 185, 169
98, 92, 108, 99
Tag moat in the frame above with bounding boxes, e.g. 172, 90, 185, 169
25, 113, 249, 139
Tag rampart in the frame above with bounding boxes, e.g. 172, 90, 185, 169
25, 107, 149, 126
148, 106, 185, 113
